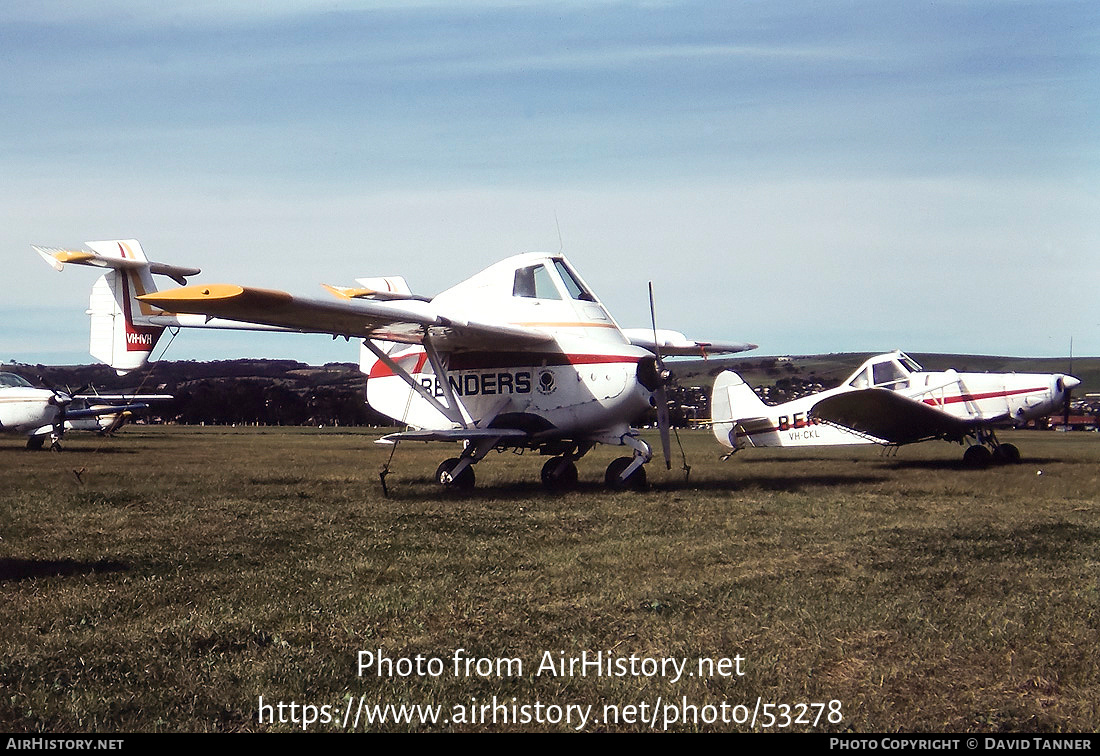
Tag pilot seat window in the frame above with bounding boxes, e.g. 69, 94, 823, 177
513, 265, 562, 300
872, 361, 909, 390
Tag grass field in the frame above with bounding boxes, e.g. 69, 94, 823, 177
2, 426, 1098, 732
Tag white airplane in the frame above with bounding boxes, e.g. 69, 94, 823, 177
711, 350, 1081, 467
39, 239, 755, 488
0, 371, 158, 450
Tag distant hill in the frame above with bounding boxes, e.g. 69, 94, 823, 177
4, 353, 1097, 426
2, 359, 385, 426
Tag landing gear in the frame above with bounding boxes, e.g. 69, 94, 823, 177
963, 429, 1021, 468
541, 457, 578, 490
605, 457, 647, 490
25, 436, 45, 451
992, 443, 1021, 465
963, 445, 992, 468
436, 458, 475, 490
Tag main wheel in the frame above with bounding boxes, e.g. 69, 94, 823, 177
25, 436, 45, 451
963, 445, 992, 469
993, 443, 1021, 465
541, 457, 578, 490
436, 458, 475, 489
605, 457, 646, 490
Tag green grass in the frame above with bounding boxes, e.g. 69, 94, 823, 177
1, 427, 1098, 732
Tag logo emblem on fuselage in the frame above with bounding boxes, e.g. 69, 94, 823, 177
537, 369, 557, 395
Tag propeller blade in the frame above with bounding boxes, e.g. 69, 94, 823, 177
648, 281, 662, 366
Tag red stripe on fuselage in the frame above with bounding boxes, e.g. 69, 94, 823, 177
368, 351, 640, 379
921, 386, 1045, 406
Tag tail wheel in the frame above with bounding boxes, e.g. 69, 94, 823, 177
436, 458, 475, 490
605, 457, 647, 490
993, 443, 1021, 465
540, 457, 578, 490
963, 445, 992, 469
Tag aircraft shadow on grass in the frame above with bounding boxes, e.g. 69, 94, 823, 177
882, 455, 1065, 472
0, 557, 128, 582
381, 473, 887, 500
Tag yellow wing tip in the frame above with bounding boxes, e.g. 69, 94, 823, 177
322, 283, 375, 300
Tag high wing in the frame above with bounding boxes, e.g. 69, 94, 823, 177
139, 284, 553, 350
810, 388, 1007, 445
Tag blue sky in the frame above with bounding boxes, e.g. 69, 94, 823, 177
3, 0, 1097, 366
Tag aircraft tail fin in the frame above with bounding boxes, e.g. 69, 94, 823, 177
36, 240, 200, 375
711, 370, 769, 448
89, 268, 165, 375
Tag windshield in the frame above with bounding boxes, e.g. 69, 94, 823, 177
0, 372, 34, 388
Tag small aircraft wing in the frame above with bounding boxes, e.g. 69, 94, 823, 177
377, 428, 530, 444
72, 393, 175, 402
622, 328, 756, 357
64, 403, 150, 420
810, 389, 982, 445
139, 284, 553, 349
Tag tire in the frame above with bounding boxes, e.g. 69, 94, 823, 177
963, 445, 992, 469
605, 457, 646, 490
436, 458, 475, 489
993, 443, 1021, 465
541, 457, 578, 490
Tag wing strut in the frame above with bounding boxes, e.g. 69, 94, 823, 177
362, 337, 468, 427
423, 333, 469, 429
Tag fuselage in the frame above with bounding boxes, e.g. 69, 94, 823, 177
363, 254, 656, 440
0, 373, 61, 434
713, 352, 1078, 449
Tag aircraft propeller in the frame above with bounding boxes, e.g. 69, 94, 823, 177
46, 389, 73, 448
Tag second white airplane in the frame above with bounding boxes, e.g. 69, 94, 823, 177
711, 351, 1080, 467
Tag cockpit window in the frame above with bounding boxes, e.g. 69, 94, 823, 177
850, 368, 870, 389
0, 372, 33, 388
899, 355, 922, 373
553, 259, 595, 301
872, 361, 909, 390
513, 264, 561, 300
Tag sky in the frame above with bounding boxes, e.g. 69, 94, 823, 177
2, 0, 1097, 366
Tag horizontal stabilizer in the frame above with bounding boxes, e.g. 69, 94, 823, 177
34, 242, 200, 285
322, 276, 428, 302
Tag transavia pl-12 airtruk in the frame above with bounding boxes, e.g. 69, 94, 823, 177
38, 240, 754, 489
710, 350, 1080, 467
